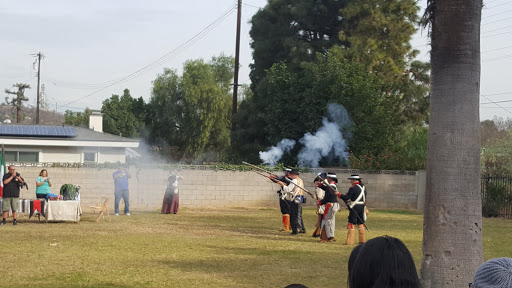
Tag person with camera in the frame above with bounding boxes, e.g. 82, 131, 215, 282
35, 169, 52, 199
1, 165, 24, 226
113, 163, 130, 216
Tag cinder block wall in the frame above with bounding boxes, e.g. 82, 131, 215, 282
12, 166, 425, 211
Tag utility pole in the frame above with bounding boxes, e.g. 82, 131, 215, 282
231, 0, 242, 132
33, 52, 44, 124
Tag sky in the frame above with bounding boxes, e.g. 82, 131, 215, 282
0, 0, 511, 121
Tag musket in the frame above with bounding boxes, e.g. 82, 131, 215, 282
242, 161, 278, 177
243, 161, 314, 198
317, 175, 369, 231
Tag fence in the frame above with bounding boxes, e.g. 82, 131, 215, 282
481, 175, 512, 218
10, 165, 426, 211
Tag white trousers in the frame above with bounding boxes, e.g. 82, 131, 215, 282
320, 202, 340, 238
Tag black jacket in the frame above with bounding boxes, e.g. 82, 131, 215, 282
320, 183, 338, 204
340, 183, 367, 202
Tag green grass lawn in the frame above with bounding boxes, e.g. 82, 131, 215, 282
0, 207, 510, 288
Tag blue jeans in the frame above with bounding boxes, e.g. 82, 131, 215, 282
114, 189, 130, 214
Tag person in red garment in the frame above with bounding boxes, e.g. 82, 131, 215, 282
162, 172, 183, 214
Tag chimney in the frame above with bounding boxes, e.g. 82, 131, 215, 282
89, 111, 103, 133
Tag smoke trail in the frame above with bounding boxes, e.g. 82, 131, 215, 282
259, 138, 296, 166
297, 103, 352, 167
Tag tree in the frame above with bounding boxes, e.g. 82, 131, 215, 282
40, 84, 50, 111
249, 0, 346, 85
336, 0, 419, 81
420, 0, 483, 287
147, 55, 233, 161
5, 83, 30, 123
64, 108, 92, 127
101, 89, 141, 138
232, 56, 399, 164
241, 0, 430, 159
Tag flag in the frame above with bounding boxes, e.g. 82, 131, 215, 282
0, 145, 4, 197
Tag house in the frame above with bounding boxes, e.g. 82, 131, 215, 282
0, 113, 139, 164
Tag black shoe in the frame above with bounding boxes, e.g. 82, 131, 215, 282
13, 221, 17, 226
291, 231, 298, 235
0, 222, 5, 226
299, 230, 306, 234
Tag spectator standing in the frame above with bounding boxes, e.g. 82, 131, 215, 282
35, 169, 52, 199
113, 164, 130, 216
1, 165, 24, 226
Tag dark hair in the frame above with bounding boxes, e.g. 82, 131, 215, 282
348, 243, 365, 275
348, 236, 419, 288
39, 169, 48, 177
284, 284, 308, 288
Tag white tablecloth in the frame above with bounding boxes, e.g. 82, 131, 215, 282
46, 200, 82, 222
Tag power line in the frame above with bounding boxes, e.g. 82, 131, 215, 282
482, 91, 512, 97
482, 8, 512, 19
57, 5, 236, 92
481, 99, 512, 105
482, 30, 512, 38
485, 0, 505, 5
485, 1, 512, 10
59, 5, 236, 109
481, 95, 512, 115
482, 16, 511, 26
482, 53, 512, 62
482, 24, 512, 34
482, 44, 512, 53
243, 2, 261, 9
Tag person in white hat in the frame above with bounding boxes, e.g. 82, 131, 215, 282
316, 172, 340, 242
338, 174, 367, 245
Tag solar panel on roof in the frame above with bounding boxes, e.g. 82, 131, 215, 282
0, 125, 77, 138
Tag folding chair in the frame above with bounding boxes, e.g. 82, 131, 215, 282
90, 197, 111, 223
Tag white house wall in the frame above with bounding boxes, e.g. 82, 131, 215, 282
4, 145, 126, 163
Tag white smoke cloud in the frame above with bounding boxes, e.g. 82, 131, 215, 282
259, 138, 296, 166
258, 103, 352, 168
298, 103, 352, 167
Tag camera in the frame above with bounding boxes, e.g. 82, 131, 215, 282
14, 173, 28, 190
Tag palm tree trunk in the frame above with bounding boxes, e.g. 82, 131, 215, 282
420, 0, 483, 287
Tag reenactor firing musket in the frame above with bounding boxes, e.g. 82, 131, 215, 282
317, 174, 369, 231
243, 161, 315, 198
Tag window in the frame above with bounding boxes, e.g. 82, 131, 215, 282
19, 152, 38, 162
5, 151, 17, 162
83, 152, 96, 163
4, 151, 39, 162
